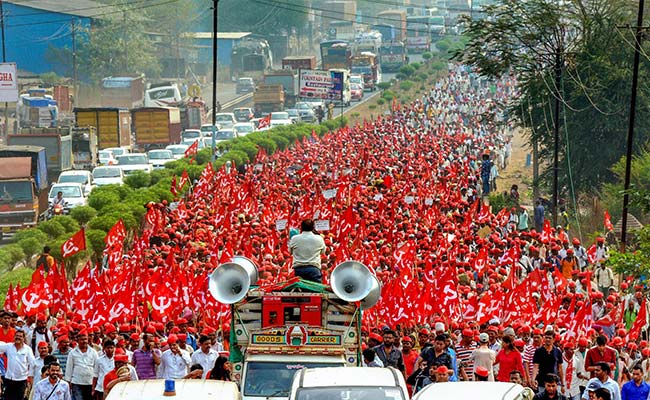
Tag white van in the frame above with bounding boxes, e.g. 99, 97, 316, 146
144, 83, 182, 107
288, 367, 408, 400
105, 379, 241, 400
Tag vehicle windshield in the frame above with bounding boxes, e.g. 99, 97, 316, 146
167, 146, 187, 155
215, 131, 235, 140
351, 83, 362, 90
98, 151, 112, 160
286, 109, 299, 117
350, 77, 362, 84
351, 66, 372, 74
234, 109, 251, 119
183, 131, 201, 139
118, 155, 148, 165
243, 362, 344, 397
294, 387, 406, 400
106, 148, 125, 156
200, 125, 217, 134
93, 168, 121, 178
238, 79, 253, 85
50, 185, 82, 198
148, 88, 176, 100
58, 174, 88, 185
0, 181, 33, 202
296, 103, 312, 110
235, 125, 253, 133
271, 112, 289, 120
148, 151, 173, 160
216, 115, 234, 123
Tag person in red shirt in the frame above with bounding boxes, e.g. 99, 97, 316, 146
402, 336, 419, 376
584, 335, 616, 378
0, 311, 15, 373
103, 354, 132, 396
494, 335, 525, 382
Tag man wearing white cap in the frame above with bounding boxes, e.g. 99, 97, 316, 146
471, 333, 496, 381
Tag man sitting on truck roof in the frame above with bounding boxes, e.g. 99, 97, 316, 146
289, 219, 326, 283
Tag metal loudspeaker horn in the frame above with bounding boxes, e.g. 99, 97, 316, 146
360, 274, 381, 309
330, 261, 374, 302
208, 256, 259, 304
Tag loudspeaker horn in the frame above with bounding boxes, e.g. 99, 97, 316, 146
360, 274, 381, 309
330, 261, 374, 302
208, 256, 259, 304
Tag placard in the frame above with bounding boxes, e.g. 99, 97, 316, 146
0, 63, 18, 102
275, 219, 288, 231
404, 196, 415, 204
322, 189, 337, 199
424, 198, 434, 206
315, 220, 330, 231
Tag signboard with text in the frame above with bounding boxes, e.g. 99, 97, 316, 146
299, 69, 343, 100
0, 63, 18, 102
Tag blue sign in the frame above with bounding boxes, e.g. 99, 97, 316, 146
327, 71, 344, 101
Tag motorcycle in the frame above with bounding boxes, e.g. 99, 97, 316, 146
47, 201, 69, 219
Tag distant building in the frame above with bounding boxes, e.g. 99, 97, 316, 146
3, 0, 115, 75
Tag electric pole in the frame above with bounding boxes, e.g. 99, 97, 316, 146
123, 10, 128, 73
552, 48, 562, 228
621, 0, 646, 252
0, 0, 7, 140
211, 0, 218, 161
72, 18, 77, 107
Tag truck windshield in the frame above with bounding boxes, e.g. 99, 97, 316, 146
0, 181, 33, 203
243, 362, 344, 397
351, 66, 371, 74
148, 88, 176, 100
294, 387, 406, 400
93, 168, 121, 178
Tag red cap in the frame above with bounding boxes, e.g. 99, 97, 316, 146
114, 354, 129, 363
105, 325, 116, 334
435, 366, 452, 374
130, 333, 140, 341
578, 337, 589, 347
597, 237, 605, 243
514, 339, 526, 347
167, 334, 178, 344
419, 328, 430, 335
643, 348, 650, 357
37, 341, 48, 348
369, 333, 383, 343
475, 366, 489, 378
462, 328, 474, 337
57, 335, 69, 343
175, 318, 188, 325
402, 336, 413, 343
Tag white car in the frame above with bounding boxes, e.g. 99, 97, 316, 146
165, 144, 189, 160
200, 124, 219, 137
349, 74, 365, 91
412, 382, 527, 400
116, 153, 152, 175
233, 122, 255, 137
213, 129, 237, 144
181, 137, 207, 149
147, 149, 175, 169
214, 113, 237, 129
48, 183, 87, 209
92, 166, 124, 186
103, 147, 129, 157
270, 112, 293, 127
181, 129, 202, 141
98, 150, 117, 166
57, 170, 93, 197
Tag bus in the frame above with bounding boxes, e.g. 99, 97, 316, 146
377, 9, 407, 42
405, 16, 431, 53
320, 40, 352, 71
379, 41, 408, 72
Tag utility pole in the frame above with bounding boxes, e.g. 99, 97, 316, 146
552, 48, 562, 228
123, 11, 128, 73
621, 0, 646, 252
0, 0, 8, 140
72, 18, 77, 107
211, 0, 218, 161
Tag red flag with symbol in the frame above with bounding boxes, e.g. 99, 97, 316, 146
61, 229, 86, 258
586, 244, 597, 265
184, 139, 199, 158
257, 113, 272, 129
604, 211, 614, 232
627, 298, 648, 342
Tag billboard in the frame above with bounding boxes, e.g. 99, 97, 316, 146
299, 69, 343, 100
0, 63, 18, 102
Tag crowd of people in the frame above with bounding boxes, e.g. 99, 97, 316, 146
2, 61, 645, 400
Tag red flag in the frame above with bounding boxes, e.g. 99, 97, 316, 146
257, 113, 272, 129
628, 298, 648, 342
473, 247, 489, 274
586, 244, 597, 265
61, 229, 86, 259
383, 175, 392, 189
604, 211, 614, 232
184, 139, 199, 158
170, 175, 178, 196
178, 169, 190, 190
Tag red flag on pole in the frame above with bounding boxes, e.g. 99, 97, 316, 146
184, 140, 199, 158
604, 211, 614, 232
627, 298, 648, 342
61, 229, 86, 259
257, 113, 272, 129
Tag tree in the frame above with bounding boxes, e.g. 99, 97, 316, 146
457, 0, 650, 196
216, 0, 308, 36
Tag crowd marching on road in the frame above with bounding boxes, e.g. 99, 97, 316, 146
1, 62, 644, 400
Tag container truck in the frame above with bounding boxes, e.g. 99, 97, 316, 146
253, 85, 285, 117
208, 258, 380, 400
263, 71, 298, 108
8, 129, 73, 179
74, 108, 132, 150
281, 56, 317, 71
100, 76, 145, 108
320, 40, 351, 71
131, 107, 182, 151
71, 127, 98, 170
0, 146, 49, 238
379, 41, 408, 72
350, 53, 379, 91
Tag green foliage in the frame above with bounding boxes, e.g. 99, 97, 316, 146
124, 171, 152, 189
231, 141, 259, 161
39, 72, 64, 85
11, 228, 48, 245
16, 237, 42, 267
377, 82, 392, 91
86, 229, 109, 259
255, 138, 277, 155
88, 213, 124, 233
368, 104, 377, 110
376, 98, 386, 106
603, 146, 650, 221
417, 72, 429, 82
37, 220, 66, 239
70, 206, 98, 226
398, 65, 416, 77
436, 39, 451, 52
50, 215, 80, 234
431, 61, 447, 71
88, 188, 121, 211
217, 0, 308, 36
422, 52, 433, 61
0, 268, 34, 305
0, 245, 25, 270
395, 73, 406, 80
150, 168, 173, 185
221, 150, 250, 167
382, 90, 396, 101
488, 192, 519, 212
410, 62, 422, 70
399, 81, 414, 91
609, 226, 650, 279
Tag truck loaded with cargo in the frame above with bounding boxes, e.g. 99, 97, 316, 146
71, 127, 98, 170
131, 107, 182, 151
350, 52, 379, 91
208, 257, 380, 400
253, 84, 285, 117
74, 108, 132, 150
281, 56, 317, 71
100, 76, 145, 109
263, 71, 298, 108
0, 146, 49, 238
8, 128, 73, 178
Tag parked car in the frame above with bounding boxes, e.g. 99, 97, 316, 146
92, 166, 124, 186
165, 144, 189, 160
200, 124, 219, 137
181, 129, 202, 141
351, 83, 363, 101
147, 149, 175, 169
57, 170, 93, 197
295, 102, 316, 122
48, 183, 87, 209
233, 107, 254, 122
236, 77, 256, 94
116, 153, 152, 175
233, 122, 255, 137
98, 150, 117, 166
215, 113, 237, 129
285, 108, 301, 123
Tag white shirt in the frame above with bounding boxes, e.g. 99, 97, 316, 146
0, 342, 35, 380
158, 349, 190, 379
32, 377, 71, 400
289, 231, 326, 268
191, 348, 218, 378
65, 346, 98, 385
33, 356, 46, 380
93, 354, 114, 391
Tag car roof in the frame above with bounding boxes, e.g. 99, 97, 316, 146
118, 153, 146, 157
148, 149, 172, 153
105, 379, 239, 400
413, 382, 525, 400
59, 170, 90, 176
298, 367, 401, 388
51, 182, 83, 189
166, 144, 188, 148
94, 166, 120, 170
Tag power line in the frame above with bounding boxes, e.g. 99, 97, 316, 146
4, 0, 152, 19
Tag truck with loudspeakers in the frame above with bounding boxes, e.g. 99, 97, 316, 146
209, 257, 381, 400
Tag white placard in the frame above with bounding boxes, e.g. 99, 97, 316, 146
315, 220, 330, 231
425, 198, 434, 206
0, 63, 18, 102
322, 188, 337, 199
404, 196, 415, 204
275, 219, 288, 231
374, 194, 383, 201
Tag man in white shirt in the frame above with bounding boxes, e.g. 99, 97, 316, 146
32, 362, 71, 400
92, 340, 115, 400
158, 334, 190, 380
0, 329, 35, 400
190, 336, 218, 378
65, 329, 98, 400
289, 219, 326, 283
32, 341, 50, 380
